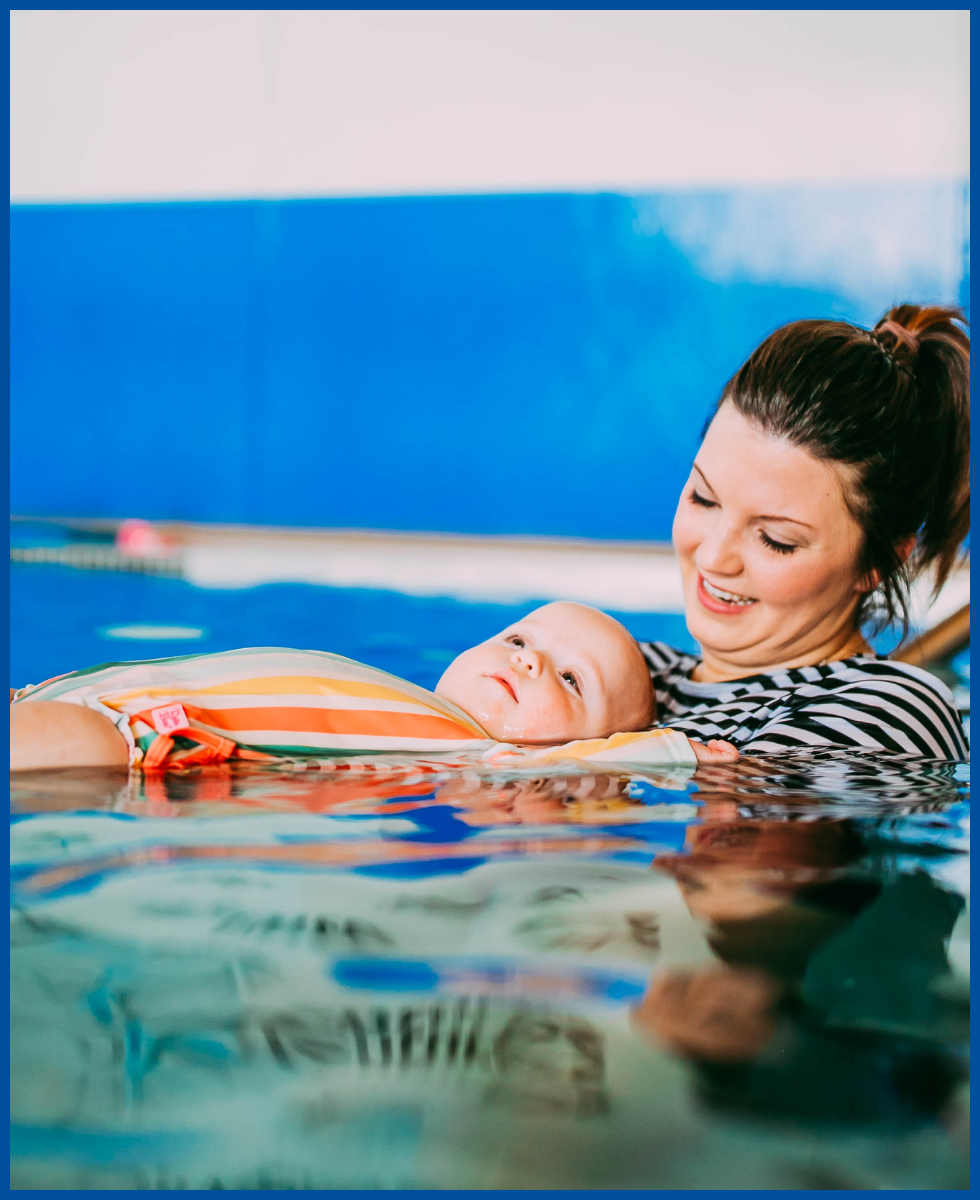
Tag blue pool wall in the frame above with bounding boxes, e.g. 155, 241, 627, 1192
11, 184, 969, 541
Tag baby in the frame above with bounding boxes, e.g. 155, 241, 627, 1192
10, 601, 736, 770
436, 601, 658, 746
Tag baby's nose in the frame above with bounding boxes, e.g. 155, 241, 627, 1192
511, 647, 542, 677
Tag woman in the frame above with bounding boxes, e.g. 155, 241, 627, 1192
640, 304, 969, 759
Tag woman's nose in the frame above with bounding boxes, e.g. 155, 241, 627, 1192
695, 526, 743, 577
511, 647, 542, 677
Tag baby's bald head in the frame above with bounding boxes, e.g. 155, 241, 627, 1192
436, 601, 655, 744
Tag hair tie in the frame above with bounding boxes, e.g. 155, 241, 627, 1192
874, 320, 919, 356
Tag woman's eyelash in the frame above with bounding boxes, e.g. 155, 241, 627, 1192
690, 485, 796, 554
561, 671, 580, 693
506, 635, 525, 648
760, 531, 797, 554
691, 486, 798, 554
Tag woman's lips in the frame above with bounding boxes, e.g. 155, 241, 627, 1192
696, 573, 758, 615
490, 673, 518, 702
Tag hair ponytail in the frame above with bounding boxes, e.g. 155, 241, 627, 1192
871, 305, 970, 601
712, 304, 970, 637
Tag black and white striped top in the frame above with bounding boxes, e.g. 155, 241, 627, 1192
640, 642, 968, 761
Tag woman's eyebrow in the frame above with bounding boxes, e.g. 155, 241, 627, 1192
691, 463, 716, 493
692, 464, 814, 529
758, 513, 815, 530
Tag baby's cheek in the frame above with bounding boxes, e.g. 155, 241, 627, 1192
505, 695, 579, 743
440, 680, 501, 733
435, 652, 483, 707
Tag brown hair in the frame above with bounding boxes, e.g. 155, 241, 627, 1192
708, 305, 970, 635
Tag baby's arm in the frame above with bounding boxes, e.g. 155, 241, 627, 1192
688, 738, 739, 764
10, 700, 130, 771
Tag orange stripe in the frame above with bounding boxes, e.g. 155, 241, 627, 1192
109, 675, 458, 707
182, 705, 477, 740
104, 676, 485, 735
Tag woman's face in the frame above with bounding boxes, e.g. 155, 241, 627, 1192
672, 403, 868, 675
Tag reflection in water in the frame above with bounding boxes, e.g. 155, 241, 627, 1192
10, 752, 970, 1189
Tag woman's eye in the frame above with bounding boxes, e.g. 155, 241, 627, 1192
760, 531, 797, 555
690, 489, 716, 508
561, 671, 581, 693
506, 635, 525, 648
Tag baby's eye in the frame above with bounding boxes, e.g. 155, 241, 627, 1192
506, 635, 525, 648
561, 670, 581, 694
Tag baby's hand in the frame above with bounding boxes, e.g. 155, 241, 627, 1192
689, 738, 739, 764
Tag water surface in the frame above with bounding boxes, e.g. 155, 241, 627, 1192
11, 751, 969, 1190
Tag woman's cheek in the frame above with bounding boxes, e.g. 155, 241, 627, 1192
750, 550, 836, 608
671, 500, 700, 563
746, 553, 804, 606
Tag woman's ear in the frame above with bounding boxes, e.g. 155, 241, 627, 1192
896, 534, 918, 564
855, 536, 917, 595
855, 568, 880, 596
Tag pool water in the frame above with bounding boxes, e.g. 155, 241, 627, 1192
9, 554, 970, 1188
10, 751, 969, 1190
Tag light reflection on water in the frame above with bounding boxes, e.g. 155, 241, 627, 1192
10, 752, 970, 1190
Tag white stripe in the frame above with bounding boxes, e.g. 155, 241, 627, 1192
743, 725, 840, 752
832, 677, 964, 746
870, 659, 958, 706
822, 690, 952, 757
776, 705, 923, 754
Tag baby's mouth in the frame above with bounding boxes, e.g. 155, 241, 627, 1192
700, 576, 757, 607
490, 673, 518, 702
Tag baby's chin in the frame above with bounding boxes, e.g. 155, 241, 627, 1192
464, 712, 552, 744
480, 716, 599, 746
452, 706, 570, 745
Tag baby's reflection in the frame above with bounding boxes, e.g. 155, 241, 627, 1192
438, 772, 639, 826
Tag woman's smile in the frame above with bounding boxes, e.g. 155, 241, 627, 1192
697, 575, 758, 612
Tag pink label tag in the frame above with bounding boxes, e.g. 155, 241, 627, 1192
150, 703, 190, 735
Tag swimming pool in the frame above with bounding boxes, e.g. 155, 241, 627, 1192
9, 547, 970, 1189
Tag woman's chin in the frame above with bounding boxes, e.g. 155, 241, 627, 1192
687, 610, 766, 655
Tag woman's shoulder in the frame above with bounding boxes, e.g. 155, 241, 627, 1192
639, 643, 959, 705
810, 655, 959, 707
641, 646, 966, 757
638, 640, 701, 677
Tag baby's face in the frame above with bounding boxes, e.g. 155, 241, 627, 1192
435, 601, 654, 744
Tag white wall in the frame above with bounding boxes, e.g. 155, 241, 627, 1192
10, 10, 970, 203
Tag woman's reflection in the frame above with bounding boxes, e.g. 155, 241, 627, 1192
631, 810, 968, 1128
